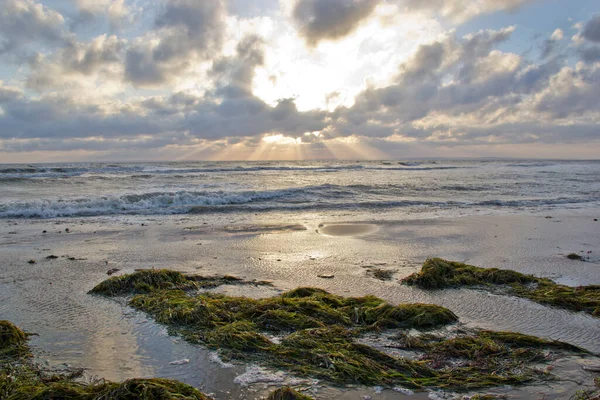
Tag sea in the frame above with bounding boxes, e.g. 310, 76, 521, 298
1, 159, 599, 220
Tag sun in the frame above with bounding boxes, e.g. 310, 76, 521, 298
261, 134, 302, 145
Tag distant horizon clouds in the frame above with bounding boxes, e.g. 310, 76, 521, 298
0, 0, 599, 162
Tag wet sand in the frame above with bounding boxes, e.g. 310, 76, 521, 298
1, 209, 599, 399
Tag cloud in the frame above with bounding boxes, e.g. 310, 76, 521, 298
582, 15, 600, 43
0, 1, 598, 161
325, 26, 590, 144
291, 0, 379, 46
71, 0, 132, 31
400, 0, 540, 24
124, 0, 226, 86
26, 34, 127, 91
0, 0, 67, 55
288, 0, 539, 46
533, 63, 600, 118
541, 28, 564, 58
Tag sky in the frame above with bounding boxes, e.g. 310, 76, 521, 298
0, 0, 599, 162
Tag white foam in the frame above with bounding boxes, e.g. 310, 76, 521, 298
233, 364, 284, 387
208, 352, 233, 369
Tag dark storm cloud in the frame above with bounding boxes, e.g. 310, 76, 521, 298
124, 0, 225, 86
292, 0, 379, 46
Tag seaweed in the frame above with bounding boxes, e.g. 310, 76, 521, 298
393, 329, 586, 390
0, 321, 29, 359
6, 378, 211, 400
89, 269, 272, 296
402, 258, 600, 317
567, 253, 584, 261
371, 269, 394, 281
89, 269, 199, 295
89, 270, 584, 390
0, 321, 212, 400
266, 387, 313, 400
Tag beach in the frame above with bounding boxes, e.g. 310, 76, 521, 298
1, 205, 599, 399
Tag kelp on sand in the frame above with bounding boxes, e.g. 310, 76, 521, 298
1, 320, 316, 400
90, 269, 586, 390
402, 258, 600, 317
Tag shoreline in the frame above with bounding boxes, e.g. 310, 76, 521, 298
1, 209, 599, 398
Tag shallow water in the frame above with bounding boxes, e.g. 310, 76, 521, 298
1, 211, 599, 398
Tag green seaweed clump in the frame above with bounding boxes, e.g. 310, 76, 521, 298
395, 329, 586, 389
402, 258, 600, 317
0, 320, 213, 400
402, 258, 537, 289
90, 270, 588, 390
89, 270, 272, 296
90, 269, 199, 295
371, 269, 394, 281
0, 321, 29, 359
127, 289, 459, 385
7, 378, 211, 400
267, 386, 313, 400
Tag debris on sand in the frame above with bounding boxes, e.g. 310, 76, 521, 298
567, 253, 584, 261
317, 274, 334, 279
370, 269, 394, 281
402, 258, 600, 317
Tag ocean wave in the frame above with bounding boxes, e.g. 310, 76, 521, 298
506, 162, 557, 168
0, 163, 465, 180
0, 186, 328, 218
0, 185, 596, 218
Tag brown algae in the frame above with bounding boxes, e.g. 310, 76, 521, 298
402, 258, 600, 317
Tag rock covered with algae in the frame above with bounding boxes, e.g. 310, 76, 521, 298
402, 258, 600, 317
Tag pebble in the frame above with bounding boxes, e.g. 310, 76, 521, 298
169, 359, 190, 365
393, 387, 414, 395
